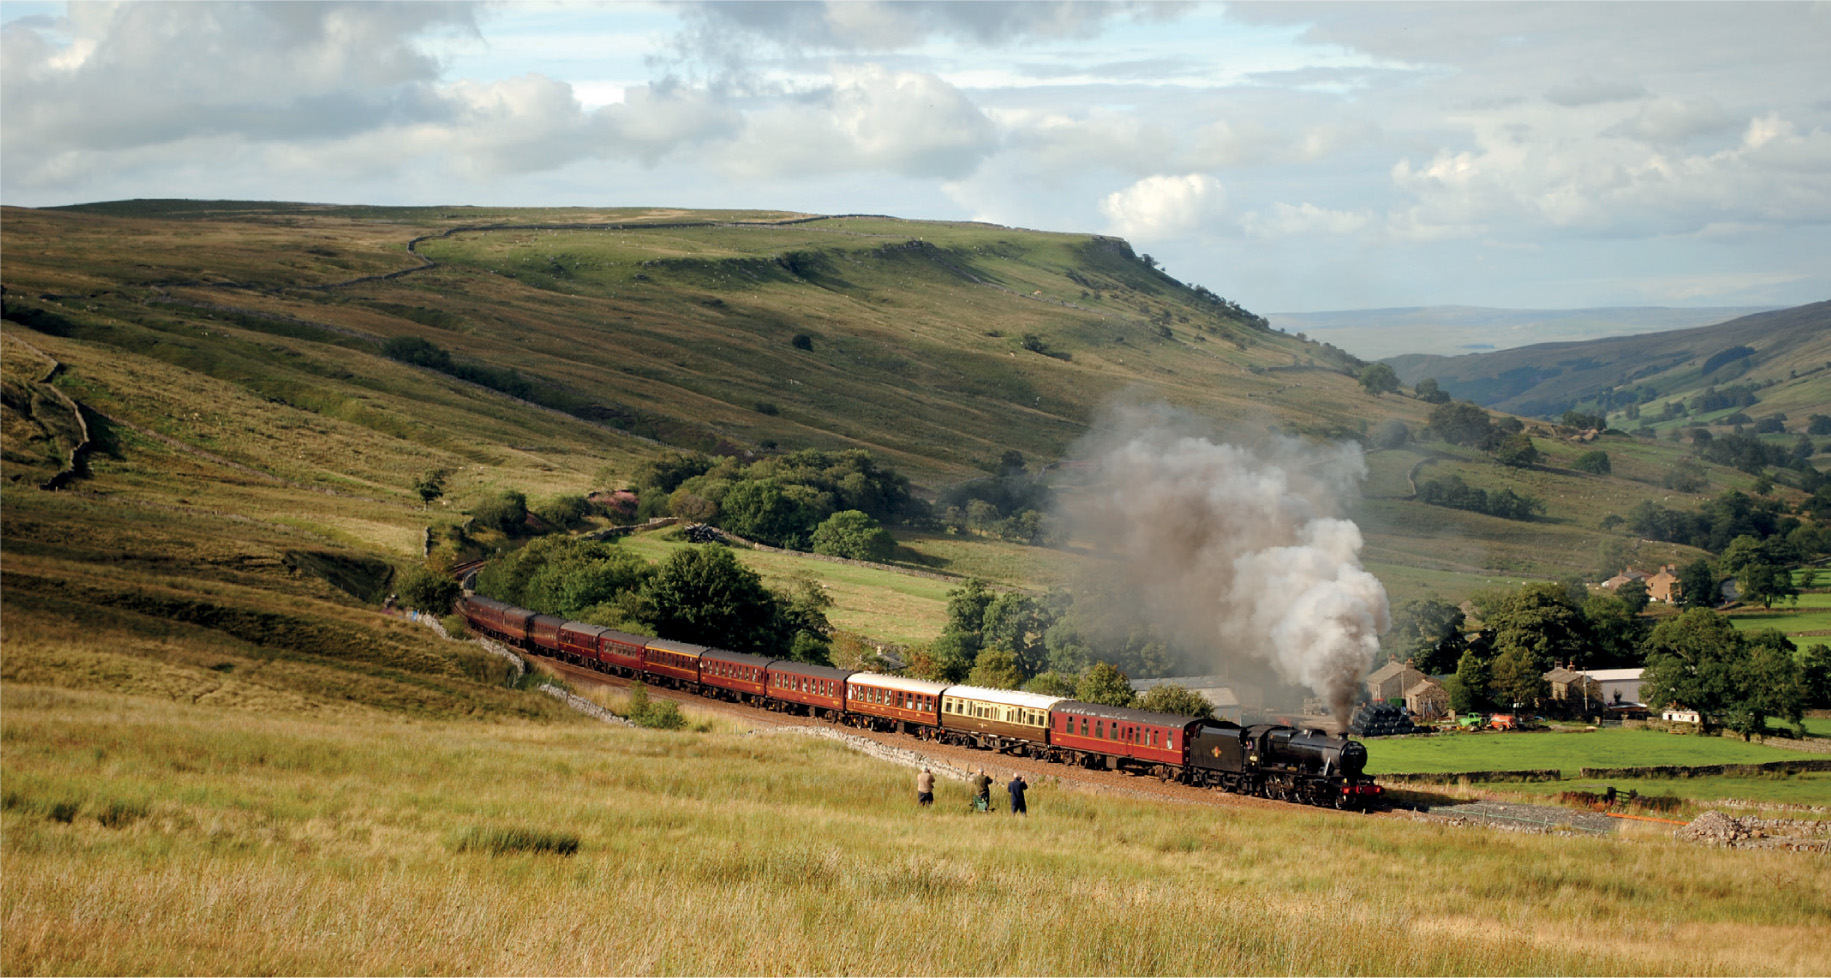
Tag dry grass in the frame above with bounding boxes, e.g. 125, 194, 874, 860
5, 680, 1829, 976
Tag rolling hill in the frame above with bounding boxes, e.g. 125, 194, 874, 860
1382, 302, 1831, 420
2, 200, 1816, 683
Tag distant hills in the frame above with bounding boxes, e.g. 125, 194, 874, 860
1379, 301, 1831, 420
1271, 306, 1776, 360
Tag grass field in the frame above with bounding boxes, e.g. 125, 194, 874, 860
1727, 592, 1831, 641
6, 681, 1829, 976
1364, 727, 1820, 778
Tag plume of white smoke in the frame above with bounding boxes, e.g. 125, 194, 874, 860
1068, 404, 1389, 727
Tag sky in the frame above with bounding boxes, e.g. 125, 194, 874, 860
3, 1, 1829, 314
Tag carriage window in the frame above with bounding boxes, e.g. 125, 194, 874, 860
1095, 720, 1104, 738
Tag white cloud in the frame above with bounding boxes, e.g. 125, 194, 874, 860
1099, 174, 1226, 240
1242, 202, 1372, 238
719, 63, 997, 180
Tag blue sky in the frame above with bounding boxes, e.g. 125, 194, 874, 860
3, 1, 1827, 314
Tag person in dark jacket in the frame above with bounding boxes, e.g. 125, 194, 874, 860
971, 768, 992, 812
1007, 773, 1028, 816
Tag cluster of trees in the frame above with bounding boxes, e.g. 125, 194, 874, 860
906, 579, 1185, 700
1426, 401, 1540, 467
1387, 579, 1828, 735
933, 452, 1055, 545
1415, 474, 1545, 521
1625, 489, 1828, 558
632, 448, 915, 555
1691, 428, 1819, 475
471, 537, 835, 663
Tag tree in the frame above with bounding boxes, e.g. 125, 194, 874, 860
1447, 650, 1491, 713
1136, 683, 1215, 719
1738, 562, 1798, 609
1075, 662, 1136, 707
1490, 432, 1541, 468
942, 578, 995, 657
1675, 558, 1719, 609
471, 490, 528, 534
1428, 401, 1496, 448
397, 566, 459, 613
1372, 418, 1411, 449
1359, 362, 1400, 397
1616, 578, 1651, 614
1802, 644, 1831, 709
1486, 581, 1593, 672
414, 469, 447, 509
790, 333, 814, 351
1022, 671, 1078, 697
1384, 597, 1468, 674
1639, 610, 1804, 735
718, 478, 817, 549
967, 648, 1024, 690
810, 510, 896, 562
1573, 451, 1611, 475
1414, 377, 1451, 404
1489, 645, 1549, 711
642, 545, 787, 655
981, 592, 1049, 676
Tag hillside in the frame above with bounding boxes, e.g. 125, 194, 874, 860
2, 200, 1815, 677
1383, 302, 1831, 419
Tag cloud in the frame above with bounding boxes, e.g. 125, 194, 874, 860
1099, 174, 1226, 240
719, 64, 997, 179
1544, 75, 1647, 108
681, 1, 1180, 52
1242, 202, 1372, 238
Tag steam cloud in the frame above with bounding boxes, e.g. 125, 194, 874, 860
1068, 404, 1390, 727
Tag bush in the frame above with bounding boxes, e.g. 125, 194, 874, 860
811, 510, 896, 561
471, 490, 529, 534
1573, 450, 1612, 475
625, 682, 687, 730
1136, 683, 1215, 719
453, 826, 580, 857
398, 566, 461, 613
533, 494, 592, 530
1372, 419, 1410, 449
791, 333, 814, 351
440, 613, 469, 638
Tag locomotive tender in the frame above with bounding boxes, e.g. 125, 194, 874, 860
460, 594, 1381, 809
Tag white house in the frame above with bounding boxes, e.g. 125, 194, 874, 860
1587, 667, 1645, 707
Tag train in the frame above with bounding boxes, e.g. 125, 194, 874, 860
459, 593, 1383, 810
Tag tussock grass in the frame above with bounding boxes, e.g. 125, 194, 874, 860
5, 682, 1828, 975
451, 825, 580, 857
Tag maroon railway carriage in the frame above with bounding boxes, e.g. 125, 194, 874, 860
460, 595, 534, 646
1050, 702, 1202, 776
767, 661, 854, 720
643, 637, 706, 688
699, 648, 774, 705
597, 629, 650, 677
557, 621, 609, 667
845, 672, 947, 734
528, 614, 566, 654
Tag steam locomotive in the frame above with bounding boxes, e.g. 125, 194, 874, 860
460, 594, 1381, 810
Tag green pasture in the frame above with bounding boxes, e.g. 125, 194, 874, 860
1726, 593, 1831, 640
1363, 726, 1816, 778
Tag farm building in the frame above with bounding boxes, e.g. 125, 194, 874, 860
1543, 667, 1604, 708
1644, 565, 1680, 603
1600, 568, 1650, 590
1586, 667, 1645, 707
1404, 678, 1450, 719
1365, 661, 1428, 704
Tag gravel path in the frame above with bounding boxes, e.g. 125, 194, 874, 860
1419, 800, 1620, 835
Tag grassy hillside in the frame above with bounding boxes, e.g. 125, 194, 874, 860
1383, 302, 1831, 421
6, 201, 1797, 607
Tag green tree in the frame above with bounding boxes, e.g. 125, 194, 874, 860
1487, 581, 1593, 671
1573, 451, 1612, 475
718, 479, 818, 549
414, 469, 447, 509
397, 566, 459, 614
1489, 645, 1549, 710
1675, 558, 1719, 610
1414, 377, 1450, 404
942, 578, 995, 656
642, 545, 786, 655
967, 648, 1024, 690
1616, 578, 1651, 614
1384, 597, 1468, 674
471, 490, 528, 535
1136, 683, 1215, 719
1801, 644, 1831, 709
1359, 362, 1400, 397
1738, 562, 1798, 610
810, 510, 896, 562
1075, 662, 1136, 707
981, 592, 1050, 676
1490, 432, 1542, 468
1447, 649, 1491, 713
1583, 593, 1649, 668
1730, 629, 1806, 735
1638, 610, 1804, 735
1021, 671, 1078, 697
1428, 401, 1496, 448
